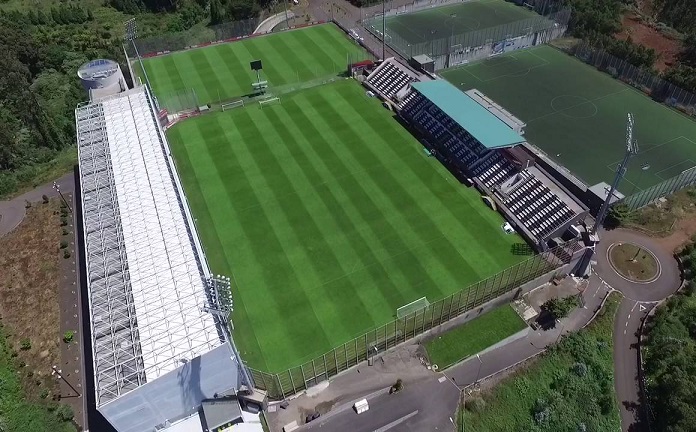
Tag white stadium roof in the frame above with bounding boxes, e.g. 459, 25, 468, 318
76, 86, 225, 407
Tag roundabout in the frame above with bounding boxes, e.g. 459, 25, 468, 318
607, 242, 660, 283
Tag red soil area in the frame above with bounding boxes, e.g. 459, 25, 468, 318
616, 14, 682, 71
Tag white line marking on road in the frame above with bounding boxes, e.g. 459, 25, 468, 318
639, 304, 646, 312
627, 314, 631, 320
624, 329, 627, 335
630, 302, 639, 313
372, 410, 419, 432
625, 321, 629, 327
438, 376, 447, 383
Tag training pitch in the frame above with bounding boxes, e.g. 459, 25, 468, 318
369, 0, 538, 45
138, 24, 366, 106
442, 45, 696, 194
167, 80, 526, 372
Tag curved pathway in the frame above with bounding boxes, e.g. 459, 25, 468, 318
593, 228, 682, 432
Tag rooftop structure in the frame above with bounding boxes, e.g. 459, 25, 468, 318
76, 85, 242, 431
411, 80, 526, 149
78, 59, 126, 100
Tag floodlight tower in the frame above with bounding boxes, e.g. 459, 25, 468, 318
592, 113, 639, 235
203, 275, 254, 389
124, 18, 154, 96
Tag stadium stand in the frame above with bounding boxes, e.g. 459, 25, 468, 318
76, 85, 263, 432
398, 80, 587, 250
364, 58, 420, 101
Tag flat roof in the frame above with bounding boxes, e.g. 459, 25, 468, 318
411, 80, 526, 149
77, 86, 224, 405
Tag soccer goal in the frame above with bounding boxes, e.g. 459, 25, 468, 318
222, 100, 244, 111
397, 296, 430, 319
259, 96, 280, 108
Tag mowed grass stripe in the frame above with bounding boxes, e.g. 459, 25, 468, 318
142, 24, 368, 105
252, 106, 400, 330
277, 98, 417, 316
199, 115, 335, 367
301, 91, 465, 299
167, 125, 269, 370
333, 85, 518, 273
232, 109, 377, 346
308, 89, 478, 288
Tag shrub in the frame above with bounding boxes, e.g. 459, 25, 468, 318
55, 404, 74, 422
63, 330, 75, 344
40, 389, 49, 399
60, 216, 67, 226
42, 194, 49, 204
542, 296, 578, 321
20, 338, 31, 350
572, 362, 589, 377
59, 240, 68, 249
62, 228, 68, 236
465, 397, 486, 413
63, 250, 71, 259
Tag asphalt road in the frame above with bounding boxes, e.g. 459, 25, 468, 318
302, 376, 459, 432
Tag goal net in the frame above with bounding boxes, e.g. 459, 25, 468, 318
222, 100, 244, 111
397, 296, 429, 319
259, 96, 280, 108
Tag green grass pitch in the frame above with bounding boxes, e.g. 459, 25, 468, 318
368, 0, 538, 45
442, 45, 696, 194
138, 24, 367, 106
425, 305, 526, 369
167, 80, 527, 372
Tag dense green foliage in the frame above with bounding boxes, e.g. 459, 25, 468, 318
0, 324, 76, 432
650, 0, 696, 34
541, 296, 578, 321
460, 294, 621, 431
643, 265, 696, 432
425, 305, 526, 369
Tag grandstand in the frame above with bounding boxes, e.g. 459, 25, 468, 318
364, 57, 421, 101
398, 80, 587, 249
76, 85, 264, 432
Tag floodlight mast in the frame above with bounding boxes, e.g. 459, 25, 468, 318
124, 18, 154, 97
592, 113, 638, 235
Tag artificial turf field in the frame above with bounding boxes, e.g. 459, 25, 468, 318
367, 0, 538, 45
441, 45, 696, 194
138, 24, 366, 106
167, 80, 526, 372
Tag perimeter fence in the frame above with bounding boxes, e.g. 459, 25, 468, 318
571, 43, 696, 210
363, 1, 570, 69
247, 239, 581, 399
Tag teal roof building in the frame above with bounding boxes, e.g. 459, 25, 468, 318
410, 80, 525, 149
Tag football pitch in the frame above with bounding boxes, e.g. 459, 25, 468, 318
137, 24, 367, 106
167, 80, 526, 372
442, 45, 696, 194
368, 0, 538, 45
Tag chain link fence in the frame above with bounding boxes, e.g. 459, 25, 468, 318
363, 4, 570, 70
247, 239, 581, 399
571, 43, 696, 210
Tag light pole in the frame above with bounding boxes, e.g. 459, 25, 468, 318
53, 182, 72, 214
474, 353, 483, 384
52, 365, 81, 397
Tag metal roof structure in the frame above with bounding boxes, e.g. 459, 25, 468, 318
76, 86, 226, 407
411, 80, 526, 149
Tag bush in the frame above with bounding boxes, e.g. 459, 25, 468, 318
62, 228, 68, 236
42, 194, 49, 203
63, 250, 71, 259
63, 330, 75, 344
20, 338, 31, 350
572, 362, 589, 377
40, 388, 49, 399
59, 240, 68, 249
542, 296, 578, 321
465, 397, 486, 413
60, 216, 67, 226
55, 404, 74, 422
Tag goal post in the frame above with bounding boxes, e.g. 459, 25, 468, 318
259, 96, 280, 108
397, 296, 429, 319
222, 100, 244, 111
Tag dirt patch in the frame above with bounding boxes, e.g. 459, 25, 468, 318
652, 216, 696, 254
0, 199, 64, 401
616, 14, 682, 71
608, 243, 660, 282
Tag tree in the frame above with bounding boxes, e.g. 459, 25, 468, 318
542, 296, 578, 321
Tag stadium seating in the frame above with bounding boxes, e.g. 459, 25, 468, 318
501, 173, 576, 240
366, 60, 414, 100
471, 152, 516, 189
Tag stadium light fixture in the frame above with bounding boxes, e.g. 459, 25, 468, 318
592, 113, 638, 235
